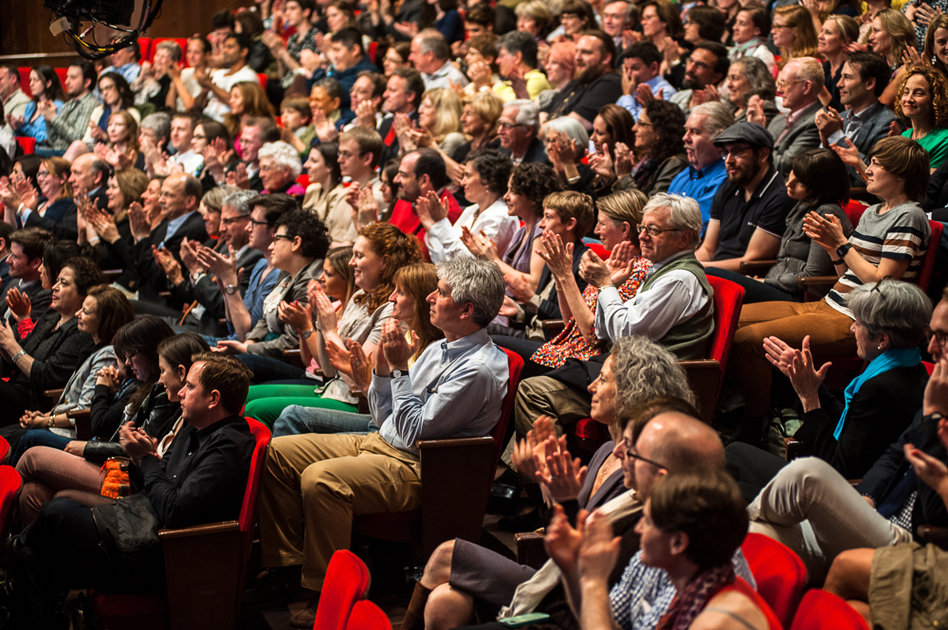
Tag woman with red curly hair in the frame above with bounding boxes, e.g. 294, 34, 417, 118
895, 64, 948, 169
243, 223, 423, 428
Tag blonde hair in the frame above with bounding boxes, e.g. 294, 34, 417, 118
774, 5, 818, 61
421, 88, 463, 143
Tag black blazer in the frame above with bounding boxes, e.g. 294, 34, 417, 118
795, 364, 928, 479
23, 197, 78, 241
857, 410, 948, 534
130, 211, 209, 303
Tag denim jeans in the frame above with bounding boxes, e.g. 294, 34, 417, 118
272, 405, 378, 438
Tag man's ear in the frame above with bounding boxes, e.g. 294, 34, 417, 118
419, 173, 433, 192
669, 531, 689, 556
207, 388, 222, 410
459, 300, 476, 320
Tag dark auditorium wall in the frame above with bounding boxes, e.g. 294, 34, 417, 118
0, 0, 239, 57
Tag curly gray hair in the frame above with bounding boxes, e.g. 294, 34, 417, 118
611, 335, 695, 413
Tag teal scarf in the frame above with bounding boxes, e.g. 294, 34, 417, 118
834, 347, 921, 440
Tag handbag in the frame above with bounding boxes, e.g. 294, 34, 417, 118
90, 493, 160, 558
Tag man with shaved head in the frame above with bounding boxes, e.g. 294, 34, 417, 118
475, 398, 751, 630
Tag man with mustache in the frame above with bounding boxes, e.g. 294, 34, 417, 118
541, 30, 622, 132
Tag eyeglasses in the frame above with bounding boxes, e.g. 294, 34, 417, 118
776, 79, 807, 90
636, 224, 684, 237
272, 233, 295, 241
497, 121, 525, 130
926, 327, 948, 346
623, 441, 666, 470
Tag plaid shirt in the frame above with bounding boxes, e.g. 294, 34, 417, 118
609, 550, 755, 630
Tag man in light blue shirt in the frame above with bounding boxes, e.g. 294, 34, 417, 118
668, 102, 734, 233
616, 42, 676, 121
256, 257, 509, 626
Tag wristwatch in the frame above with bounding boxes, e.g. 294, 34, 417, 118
224, 284, 238, 295
391, 369, 405, 378
301, 328, 315, 340
835, 243, 853, 259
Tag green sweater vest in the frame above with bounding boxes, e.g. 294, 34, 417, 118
639, 252, 715, 360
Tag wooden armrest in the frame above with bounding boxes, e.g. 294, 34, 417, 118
782, 437, 808, 461
678, 359, 721, 424
739, 259, 777, 275
43, 388, 64, 401
68, 408, 92, 440
917, 525, 948, 549
417, 436, 496, 551
797, 275, 837, 288
158, 520, 240, 540
282, 347, 304, 368
515, 530, 548, 569
540, 319, 565, 337
159, 520, 242, 629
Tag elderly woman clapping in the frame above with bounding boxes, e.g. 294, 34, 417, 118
258, 141, 305, 196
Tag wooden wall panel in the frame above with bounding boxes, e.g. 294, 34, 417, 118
0, 0, 241, 59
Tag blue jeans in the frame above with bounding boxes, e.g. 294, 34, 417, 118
272, 405, 378, 437
13, 429, 73, 465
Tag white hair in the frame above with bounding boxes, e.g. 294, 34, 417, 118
258, 141, 303, 179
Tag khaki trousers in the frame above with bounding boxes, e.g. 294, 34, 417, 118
258, 432, 421, 590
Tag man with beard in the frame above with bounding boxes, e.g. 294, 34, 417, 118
200, 32, 260, 122
542, 30, 622, 132
42, 61, 98, 152
669, 41, 729, 112
389, 149, 462, 259
695, 121, 792, 271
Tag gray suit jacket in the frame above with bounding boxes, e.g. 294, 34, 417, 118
768, 101, 822, 177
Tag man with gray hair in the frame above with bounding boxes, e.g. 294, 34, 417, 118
751, 56, 823, 177
668, 101, 734, 232
511, 193, 714, 452
497, 100, 549, 165
494, 31, 551, 102
410, 29, 469, 90
159, 188, 264, 334
254, 257, 509, 627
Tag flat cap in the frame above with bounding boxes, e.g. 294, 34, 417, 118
712, 121, 774, 150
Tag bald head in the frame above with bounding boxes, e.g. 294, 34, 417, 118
629, 411, 725, 499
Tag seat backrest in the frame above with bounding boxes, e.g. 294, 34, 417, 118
790, 589, 869, 630
0, 466, 21, 538
313, 549, 372, 630
742, 532, 807, 628
843, 199, 867, 227
343, 599, 391, 630
585, 242, 611, 260
16, 136, 36, 156
238, 419, 271, 579
0, 436, 10, 463
917, 220, 943, 292
54, 68, 67, 90
492, 348, 524, 470
18, 68, 30, 96
705, 275, 745, 366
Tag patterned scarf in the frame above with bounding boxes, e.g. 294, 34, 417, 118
657, 564, 736, 630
